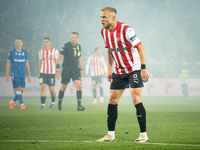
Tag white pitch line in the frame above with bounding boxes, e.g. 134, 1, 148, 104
0, 140, 199, 147
125, 141, 200, 147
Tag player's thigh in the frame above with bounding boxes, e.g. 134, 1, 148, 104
16, 86, 22, 91
130, 87, 142, 105
110, 73, 128, 90
128, 70, 144, 88
98, 83, 103, 87
73, 80, 82, 90
91, 76, 97, 86
61, 70, 70, 84
38, 73, 47, 85
21, 87, 25, 93
40, 83, 46, 91
48, 74, 56, 86
109, 89, 125, 105
97, 76, 103, 87
60, 83, 68, 91
46, 74, 55, 86
49, 86, 55, 92
72, 69, 81, 82
12, 76, 26, 91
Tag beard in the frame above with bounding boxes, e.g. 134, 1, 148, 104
103, 22, 112, 29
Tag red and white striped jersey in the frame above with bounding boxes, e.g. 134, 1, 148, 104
39, 47, 58, 74
86, 55, 107, 76
101, 22, 142, 74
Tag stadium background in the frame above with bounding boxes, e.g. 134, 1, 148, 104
0, 0, 200, 97
0, 1, 200, 149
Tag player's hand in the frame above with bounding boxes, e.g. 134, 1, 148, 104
80, 70, 83, 76
56, 72, 60, 80
107, 70, 112, 82
141, 69, 149, 83
38, 73, 40, 79
28, 75, 31, 82
86, 73, 89, 77
56, 68, 60, 74
6, 75, 10, 82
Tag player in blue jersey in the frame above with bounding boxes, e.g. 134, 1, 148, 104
6, 38, 31, 109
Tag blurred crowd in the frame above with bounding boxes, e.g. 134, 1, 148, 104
0, 0, 199, 78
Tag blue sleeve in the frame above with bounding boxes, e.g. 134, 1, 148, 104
7, 51, 11, 61
25, 50, 28, 61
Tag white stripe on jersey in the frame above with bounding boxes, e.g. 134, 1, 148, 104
114, 25, 129, 74
101, 22, 141, 74
86, 55, 107, 76
39, 47, 58, 74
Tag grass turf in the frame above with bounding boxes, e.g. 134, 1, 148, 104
0, 96, 200, 150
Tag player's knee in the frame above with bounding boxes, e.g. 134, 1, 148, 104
61, 84, 67, 91
132, 94, 141, 105
49, 88, 55, 94
109, 95, 118, 105
41, 87, 46, 92
60, 87, 66, 91
77, 85, 82, 90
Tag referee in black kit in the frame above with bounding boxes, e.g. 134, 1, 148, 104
56, 32, 85, 111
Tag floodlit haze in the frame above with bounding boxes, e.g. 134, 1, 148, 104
0, 0, 200, 78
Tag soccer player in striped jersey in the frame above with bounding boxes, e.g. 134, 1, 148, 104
6, 38, 31, 109
96, 7, 149, 143
85, 47, 107, 104
38, 37, 60, 109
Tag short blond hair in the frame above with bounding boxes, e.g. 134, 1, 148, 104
101, 7, 117, 15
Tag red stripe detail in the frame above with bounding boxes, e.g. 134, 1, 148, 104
110, 32, 123, 72
96, 56, 99, 76
46, 50, 49, 74
42, 49, 45, 73
116, 24, 127, 74
99, 56, 102, 75
93, 56, 97, 76
110, 53, 119, 74
134, 42, 141, 48
123, 25, 134, 67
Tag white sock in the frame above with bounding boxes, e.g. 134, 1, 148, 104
51, 102, 55, 104
140, 132, 147, 137
108, 131, 115, 138
42, 104, 45, 106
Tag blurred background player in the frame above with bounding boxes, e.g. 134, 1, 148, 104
96, 7, 149, 143
56, 32, 85, 111
38, 37, 60, 109
6, 38, 31, 109
85, 47, 107, 104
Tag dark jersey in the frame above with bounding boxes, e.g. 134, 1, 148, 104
60, 42, 81, 68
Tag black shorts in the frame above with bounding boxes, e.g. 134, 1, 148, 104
61, 67, 81, 84
91, 75, 103, 86
110, 70, 144, 89
39, 73, 55, 86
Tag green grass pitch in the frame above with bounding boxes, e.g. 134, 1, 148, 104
0, 96, 200, 150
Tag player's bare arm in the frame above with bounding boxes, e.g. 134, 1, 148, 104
56, 53, 63, 74
107, 48, 113, 82
38, 60, 42, 78
137, 43, 149, 82
26, 61, 31, 82
55, 57, 60, 80
78, 56, 83, 76
6, 61, 11, 82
